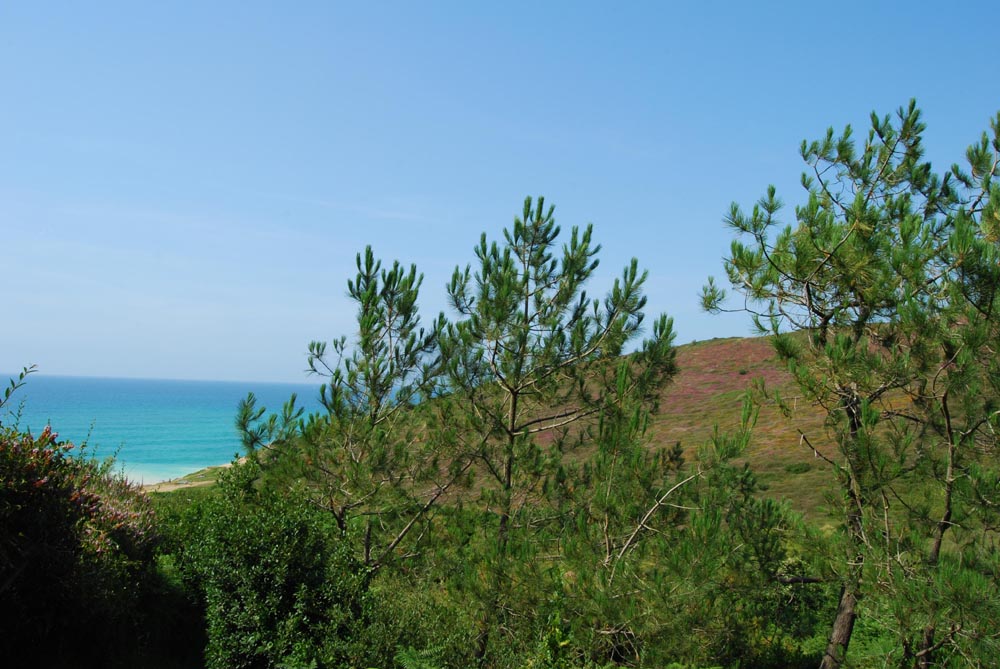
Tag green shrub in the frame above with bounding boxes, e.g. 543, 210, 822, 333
365, 571, 479, 669
177, 460, 373, 669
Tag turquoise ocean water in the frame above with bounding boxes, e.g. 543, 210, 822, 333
1, 374, 323, 483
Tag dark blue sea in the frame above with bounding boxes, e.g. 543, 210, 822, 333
1, 374, 323, 483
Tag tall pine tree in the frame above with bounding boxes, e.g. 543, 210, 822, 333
441, 196, 677, 663
704, 101, 1000, 668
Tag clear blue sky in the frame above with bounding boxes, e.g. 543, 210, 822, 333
3, 1, 998, 383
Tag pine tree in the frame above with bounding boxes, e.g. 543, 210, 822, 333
704, 101, 1000, 668
440, 196, 677, 662
238, 247, 465, 571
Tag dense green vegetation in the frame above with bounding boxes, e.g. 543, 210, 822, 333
3, 101, 999, 668
704, 101, 1000, 667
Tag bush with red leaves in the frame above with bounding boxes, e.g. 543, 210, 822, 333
0, 423, 161, 666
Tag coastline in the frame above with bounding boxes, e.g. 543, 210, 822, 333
139, 457, 245, 493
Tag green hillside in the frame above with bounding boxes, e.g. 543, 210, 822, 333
650, 336, 831, 522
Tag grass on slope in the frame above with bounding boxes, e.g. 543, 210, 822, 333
649, 336, 835, 523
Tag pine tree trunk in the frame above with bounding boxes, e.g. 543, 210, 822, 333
820, 581, 859, 669
477, 396, 519, 667
915, 400, 956, 669
916, 625, 936, 669
823, 401, 865, 669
